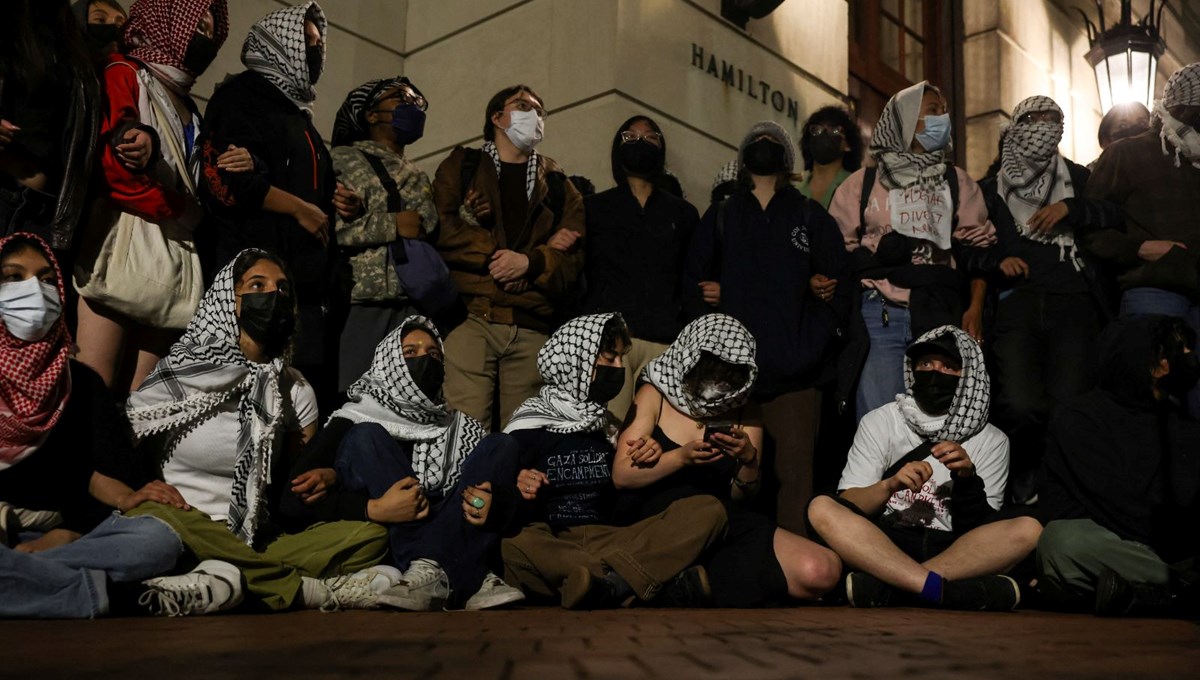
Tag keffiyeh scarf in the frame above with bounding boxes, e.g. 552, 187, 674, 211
483, 141, 538, 200
504, 313, 617, 436
641, 314, 758, 419
896, 325, 990, 443
241, 0, 326, 117
998, 96, 1079, 266
870, 81, 956, 249
124, 0, 229, 92
127, 250, 288, 546
0, 234, 72, 470
331, 76, 420, 147
1156, 62, 1200, 169
332, 316, 485, 495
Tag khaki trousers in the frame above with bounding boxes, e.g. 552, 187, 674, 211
443, 314, 547, 430
607, 337, 670, 424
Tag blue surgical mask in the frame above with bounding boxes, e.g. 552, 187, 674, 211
0, 277, 61, 342
914, 113, 952, 152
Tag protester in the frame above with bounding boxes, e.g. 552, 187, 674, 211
432, 84, 585, 430
797, 105, 863, 209
329, 76, 438, 393
580, 115, 700, 421
73, 0, 128, 62
1097, 101, 1151, 152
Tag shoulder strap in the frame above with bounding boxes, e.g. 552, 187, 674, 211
945, 164, 960, 229
858, 166, 876, 239
459, 147, 482, 203
360, 152, 405, 213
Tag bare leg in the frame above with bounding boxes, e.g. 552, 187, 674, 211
923, 516, 1042, 580
807, 495, 928, 593
75, 297, 128, 389
772, 528, 842, 599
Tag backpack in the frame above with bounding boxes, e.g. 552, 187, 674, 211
459, 147, 569, 231
857, 163, 960, 239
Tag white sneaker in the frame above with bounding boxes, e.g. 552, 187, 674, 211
464, 572, 525, 611
0, 502, 20, 549
305, 564, 403, 612
377, 558, 451, 611
139, 560, 244, 617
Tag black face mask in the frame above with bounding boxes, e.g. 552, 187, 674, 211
306, 45, 323, 84
743, 138, 788, 176
809, 135, 844, 166
911, 370, 959, 415
238, 291, 296, 357
618, 140, 664, 177
181, 33, 219, 76
406, 355, 445, 403
1110, 122, 1149, 144
85, 23, 123, 56
588, 365, 625, 404
1160, 351, 1200, 400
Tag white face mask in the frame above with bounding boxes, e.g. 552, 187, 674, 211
503, 109, 544, 152
0, 277, 62, 342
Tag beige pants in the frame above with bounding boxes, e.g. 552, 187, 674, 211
607, 338, 670, 424
443, 314, 547, 430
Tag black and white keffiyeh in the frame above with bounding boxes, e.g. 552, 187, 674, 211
870, 80, 951, 192
1156, 62, 1200, 169
482, 140, 538, 199
331, 316, 485, 495
331, 76, 419, 147
897, 325, 990, 443
504, 313, 618, 435
127, 250, 288, 546
998, 96, 1078, 264
241, 1, 326, 117
641, 314, 758, 419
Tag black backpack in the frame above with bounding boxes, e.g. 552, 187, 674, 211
856, 164, 960, 239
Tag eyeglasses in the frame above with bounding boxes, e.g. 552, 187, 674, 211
620, 131, 663, 145
506, 98, 544, 118
808, 125, 845, 138
376, 91, 428, 113
1017, 111, 1063, 125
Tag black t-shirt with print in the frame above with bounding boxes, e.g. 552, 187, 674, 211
510, 428, 615, 527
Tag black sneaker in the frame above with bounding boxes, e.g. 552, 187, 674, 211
941, 575, 1021, 612
0, 502, 19, 549
645, 566, 713, 608
845, 572, 899, 608
561, 566, 633, 610
1095, 569, 1175, 617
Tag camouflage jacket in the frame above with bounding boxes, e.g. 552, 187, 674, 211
332, 140, 438, 303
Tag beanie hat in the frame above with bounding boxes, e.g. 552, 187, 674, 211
738, 120, 796, 173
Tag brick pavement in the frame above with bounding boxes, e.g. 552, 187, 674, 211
4, 606, 1198, 679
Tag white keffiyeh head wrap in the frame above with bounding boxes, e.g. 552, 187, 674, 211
504, 313, 622, 436
870, 80, 951, 192
1155, 62, 1200, 169
241, 0, 326, 117
127, 249, 290, 546
998, 96, 1079, 266
641, 314, 758, 420
896, 325, 991, 443
331, 316, 485, 495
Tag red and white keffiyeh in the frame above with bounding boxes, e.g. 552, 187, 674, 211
124, 0, 229, 88
0, 234, 73, 470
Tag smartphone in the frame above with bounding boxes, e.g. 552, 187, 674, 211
703, 421, 737, 443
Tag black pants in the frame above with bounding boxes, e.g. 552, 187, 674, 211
990, 289, 1099, 493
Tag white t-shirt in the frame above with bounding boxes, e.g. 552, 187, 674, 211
837, 402, 1009, 532
160, 368, 318, 521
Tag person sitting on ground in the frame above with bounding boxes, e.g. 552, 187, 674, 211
1038, 315, 1200, 617
120, 249, 400, 614
612, 314, 842, 607
0, 232, 228, 619
500, 313, 728, 609
281, 315, 525, 611
807, 325, 1042, 611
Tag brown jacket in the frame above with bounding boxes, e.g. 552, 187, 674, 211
432, 146, 585, 331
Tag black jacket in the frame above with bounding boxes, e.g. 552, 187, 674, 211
196, 71, 345, 366
580, 185, 699, 343
684, 186, 850, 396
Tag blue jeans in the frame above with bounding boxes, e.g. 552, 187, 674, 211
334, 424, 519, 604
0, 514, 182, 619
1120, 287, 1200, 416
856, 290, 912, 421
